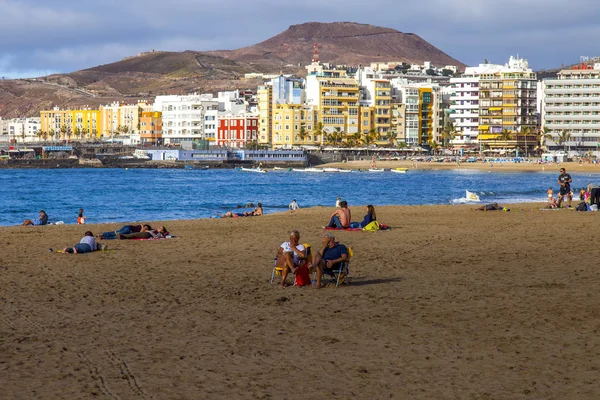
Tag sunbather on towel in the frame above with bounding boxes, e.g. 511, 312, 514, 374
117, 226, 169, 239
274, 230, 306, 287
98, 224, 150, 240
23, 210, 48, 226
325, 201, 351, 229
63, 231, 105, 254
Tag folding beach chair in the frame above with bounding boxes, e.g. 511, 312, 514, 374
313, 246, 353, 288
270, 244, 311, 285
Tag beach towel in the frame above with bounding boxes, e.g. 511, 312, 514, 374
324, 227, 362, 231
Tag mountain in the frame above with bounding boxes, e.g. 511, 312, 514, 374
207, 22, 465, 68
0, 22, 464, 118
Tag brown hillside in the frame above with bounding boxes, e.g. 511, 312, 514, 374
0, 22, 464, 118
208, 22, 465, 68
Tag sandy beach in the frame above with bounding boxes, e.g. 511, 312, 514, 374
1, 204, 599, 399
321, 159, 600, 173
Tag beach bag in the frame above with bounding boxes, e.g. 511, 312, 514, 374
590, 204, 598, 212
362, 221, 380, 231
576, 202, 587, 211
294, 263, 311, 286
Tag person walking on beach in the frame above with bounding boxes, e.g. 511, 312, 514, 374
557, 168, 573, 208
335, 197, 341, 208
77, 208, 86, 224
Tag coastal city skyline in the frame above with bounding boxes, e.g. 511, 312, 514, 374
1, 0, 599, 78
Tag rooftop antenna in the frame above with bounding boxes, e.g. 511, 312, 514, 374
312, 42, 319, 63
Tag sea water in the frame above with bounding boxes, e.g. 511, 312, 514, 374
1, 168, 599, 226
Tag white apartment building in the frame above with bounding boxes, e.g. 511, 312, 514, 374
2, 117, 42, 143
449, 56, 533, 148
154, 95, 220, 145
542, 63, 600, 156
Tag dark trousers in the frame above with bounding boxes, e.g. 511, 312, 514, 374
591, 188, 600, 206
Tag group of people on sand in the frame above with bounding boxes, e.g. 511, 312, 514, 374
545, 168, 600, 210
221, 202, 263, 218
22, 208, 87, 226
325, 198, 377, 229
275, 230, 349, 288
59, 224, 170, 255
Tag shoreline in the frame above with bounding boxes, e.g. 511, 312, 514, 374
319, 159, 600, 173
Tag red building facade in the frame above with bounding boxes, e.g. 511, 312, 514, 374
216, 114, 259, 148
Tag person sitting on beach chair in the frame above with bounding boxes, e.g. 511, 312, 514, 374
312, 232, 349, 288
273, 230, 306, 287
23, 210, 48, 226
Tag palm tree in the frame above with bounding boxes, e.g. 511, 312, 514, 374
351, 132, 362, 148
298, 126, 308, 145
120, 125, 129, 135
60, 125, 67, 141
430, 140, 441, 155
441, 120, 456, 147
36, 129, 44, 142
540, 127, 553, 152
312, 122, 324, 145
49, 129, 56, 142
521, 126, 531, 157
557, 129, 571, 153
74, 127, 82, 142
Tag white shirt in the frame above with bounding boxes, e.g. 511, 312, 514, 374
336, 199, 341, 208
289, 201, 299, 211
280, 242, 305, 265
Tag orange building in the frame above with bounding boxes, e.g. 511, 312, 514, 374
140, 112, 163, 145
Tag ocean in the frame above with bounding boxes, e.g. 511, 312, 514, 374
2, 167, 598, 226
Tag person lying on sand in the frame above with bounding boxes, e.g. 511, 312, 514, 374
117, 226, 169, 240
63, 231, 105, 254
98, 224, 150, 240
244, 203, 263, 216
274, 230, 306, 287
475, 203, 504, 211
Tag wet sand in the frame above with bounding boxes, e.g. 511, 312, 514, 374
321, 160, 600, 173
1, 205, 599, 399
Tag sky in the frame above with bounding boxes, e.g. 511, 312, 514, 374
1, 0, 599, 78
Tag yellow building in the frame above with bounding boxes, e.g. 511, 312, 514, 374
100, 101, 152, 137
391, 103, 406, 143
271, 104, 319, 148
257, 85, 273, 145
40, 107, 101, 140
140, 112, 163, 145
306, 72, 360, 142
478, 70, 537, 148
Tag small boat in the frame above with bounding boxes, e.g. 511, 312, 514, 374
368, 168, 385, 172
240, 167, 267, 174
466, 190, 481, 202
338, 169, 352, 173
323, 167, 341, 172
390, 168, 407, 174
272, 167, 286, 170
293, 168, 323, 173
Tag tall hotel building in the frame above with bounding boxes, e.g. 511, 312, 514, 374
542, 63, 600, 155
450, 56, 537, 149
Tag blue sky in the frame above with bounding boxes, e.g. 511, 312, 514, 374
0, 0, 598, 78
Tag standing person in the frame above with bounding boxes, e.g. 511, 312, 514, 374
23, 210, 48, 226
335, 196, 341, 208
588, 183, 600, 207
62, 231, 103, 254
289, 199, 299, 211
557, 168, 573, 208
325, 200, 351, 229
77, 208, 86, 224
